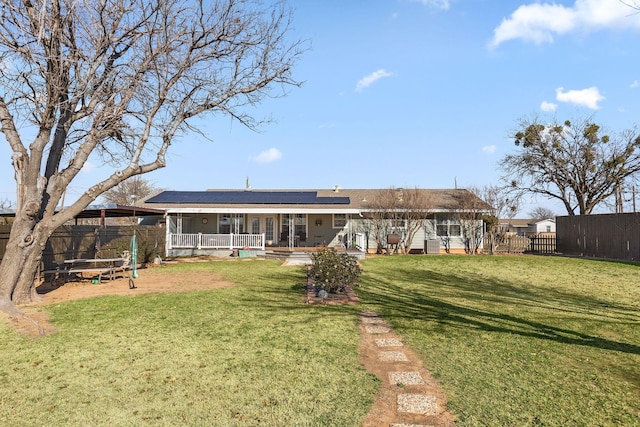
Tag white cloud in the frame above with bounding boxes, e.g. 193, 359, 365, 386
253, 147, 282, 164
408, 0, 450, 10
489, 0, 640, 48
482, 145, 496, 154
355, 69, 393, 92
80, 161, 96, 173
555, 86, 604, 110
631, 80, 639, 88
540, 101, 558, 112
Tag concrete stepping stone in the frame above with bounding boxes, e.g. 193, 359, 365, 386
374, 337, 403, 347
397, 393, 437, 415
379, 351, 409, 362
361, 316, 386, 324
365, 325, 391, 334
389, 371, 425, 385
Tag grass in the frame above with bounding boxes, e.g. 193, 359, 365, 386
357, 255, 640, 426
0, 260, 377, 426
1, 256, 638, 426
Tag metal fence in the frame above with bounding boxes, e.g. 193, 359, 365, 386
557, 213, 640, 261
528, 235, 556, 254
0, 224, 165, 270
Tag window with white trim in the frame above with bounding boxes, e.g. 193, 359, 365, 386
333, 214, 347, 228
436, 215, 461, 237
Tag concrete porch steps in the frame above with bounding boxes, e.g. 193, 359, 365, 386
264, 249, 313, 264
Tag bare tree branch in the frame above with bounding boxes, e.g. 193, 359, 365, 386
0, 0, 305, 310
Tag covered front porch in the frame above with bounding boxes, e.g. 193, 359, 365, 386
163, 211, 366, 258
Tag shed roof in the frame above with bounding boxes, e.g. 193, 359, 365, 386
0, 203, 164, 219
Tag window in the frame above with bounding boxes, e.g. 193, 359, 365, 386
218, 214, 230, 234
251, 217, 260, 234
436, 215, 461, 237
282, 214, 306, 236
546, 225, 551, 232
219, 214, 243, 234
333, 214, 347, 228
391, 219, 406, 230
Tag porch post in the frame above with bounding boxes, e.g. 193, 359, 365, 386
165, 213, 171, 257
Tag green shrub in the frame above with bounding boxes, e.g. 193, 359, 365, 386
110, 235, 158, 264
310, 247, 361, 293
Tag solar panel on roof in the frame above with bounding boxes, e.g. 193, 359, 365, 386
145, 191, 350, 205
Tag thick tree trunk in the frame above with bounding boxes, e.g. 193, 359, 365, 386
0, 219, 51, 314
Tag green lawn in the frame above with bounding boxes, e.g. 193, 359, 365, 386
0, 260, 376, 426
1, 256, 638, 426
358, 255, 640, 426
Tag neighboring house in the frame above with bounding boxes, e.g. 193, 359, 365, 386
502, 218, 556, 236
139, 187, 490, 257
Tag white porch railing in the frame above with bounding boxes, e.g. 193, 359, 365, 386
169, 233, 265, 250
354, 233, 366, 251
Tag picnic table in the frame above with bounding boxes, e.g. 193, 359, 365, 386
44, 257, 131, 283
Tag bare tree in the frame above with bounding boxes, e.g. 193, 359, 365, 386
399, 188, 435, 254
365, 188, 399, 254
364, 187, 433, 254
469, 185, 520, 255
0, 199, 13, 225
100, 176, 160, 224
500, 116, 640, 215
528, 206, 555, 221
101, 177, 158, 207
453, 189, 489, 254
0, 0, 304, 314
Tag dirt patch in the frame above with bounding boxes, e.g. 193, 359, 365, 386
2, 266, 236, 337
32, 267, 235, 306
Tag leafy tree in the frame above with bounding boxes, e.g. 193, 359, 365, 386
528, 206, 555, 221
500, 117, 640, 215
0, 0, 304, 314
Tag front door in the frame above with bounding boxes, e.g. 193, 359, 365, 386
264, 217, 274, 244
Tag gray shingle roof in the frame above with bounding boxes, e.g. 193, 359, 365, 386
139, 188, 489, 212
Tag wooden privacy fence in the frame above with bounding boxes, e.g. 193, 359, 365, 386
557, 213, 640, 261
0, 225, 165, 270
483, 235, 531, 254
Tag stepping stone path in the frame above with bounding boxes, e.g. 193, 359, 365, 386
359, 312, 457, 427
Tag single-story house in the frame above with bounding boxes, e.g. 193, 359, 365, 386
501, 218, 556, 236
139, 187, 490, 257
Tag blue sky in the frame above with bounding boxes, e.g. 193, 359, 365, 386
2, 0, 640, 215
